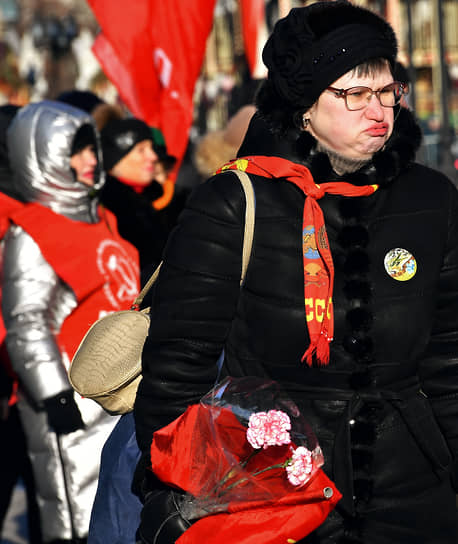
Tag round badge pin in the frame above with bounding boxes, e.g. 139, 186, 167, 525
384, 248, 417, 281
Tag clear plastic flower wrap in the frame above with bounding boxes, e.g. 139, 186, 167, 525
150, 376, 340, 544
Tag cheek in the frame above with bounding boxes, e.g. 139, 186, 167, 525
134, 156, 151, 172
83, 157, 94, 169
310, 103, 350, 141
124, 157, 140, 175
70, 156, 80, 171
314, 114, 354, 149
386, 111, 395, 137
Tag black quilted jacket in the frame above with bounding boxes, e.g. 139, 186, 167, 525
134, 108, 458, 543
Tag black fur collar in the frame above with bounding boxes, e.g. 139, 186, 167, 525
238, 107, 422, 188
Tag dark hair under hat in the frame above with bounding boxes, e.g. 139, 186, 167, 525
256, 0, 398, 135
394, 61, 410, 85
101, 118, 153, 171
71, 123, 97, 156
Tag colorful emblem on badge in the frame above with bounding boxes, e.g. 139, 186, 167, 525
384, 248, 417, 281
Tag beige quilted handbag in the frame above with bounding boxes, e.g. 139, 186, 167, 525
69, 170, 255, 415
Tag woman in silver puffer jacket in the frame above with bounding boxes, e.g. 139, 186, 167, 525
2, 100, 140, 544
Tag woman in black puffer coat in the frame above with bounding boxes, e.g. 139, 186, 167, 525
134, 2, 458, 543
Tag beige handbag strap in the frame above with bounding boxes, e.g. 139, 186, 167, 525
132, 170, 255, 308
233, 169, 255, 286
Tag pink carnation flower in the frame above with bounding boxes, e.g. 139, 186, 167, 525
286, 446, 313, 486
246, 409, 291, 449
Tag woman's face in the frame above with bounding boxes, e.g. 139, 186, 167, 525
70, 145, 98, 186
110, 139, 158, 185
305, 65, 395, 160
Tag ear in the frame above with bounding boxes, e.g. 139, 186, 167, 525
302, 100, 318, 119
307, 97, 319, 113
302, 103, 317, 130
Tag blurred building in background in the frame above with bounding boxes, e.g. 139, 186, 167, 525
394, 0, 457, 176
0, 0, 456, 177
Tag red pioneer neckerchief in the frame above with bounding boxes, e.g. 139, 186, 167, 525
117, 176, 147, 194
216, 156, 378, 367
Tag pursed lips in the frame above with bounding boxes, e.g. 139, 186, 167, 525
365, 123, 388, 137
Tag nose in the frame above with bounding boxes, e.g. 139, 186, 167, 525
146, 147, 158, 162
365, 93, 384, 120
86, 149, 98, 166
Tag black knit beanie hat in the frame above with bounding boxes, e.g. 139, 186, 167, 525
101, 118, 153, 171
257, 0, 398, 134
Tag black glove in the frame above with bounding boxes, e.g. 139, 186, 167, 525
136, 489, 191, 544
43, 390, 85, 435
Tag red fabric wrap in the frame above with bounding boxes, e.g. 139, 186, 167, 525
117, 176, 146, 194
216, 157, 378, 366
178, 480, 339, 544
151, 404, 341, 544
0, 193, 22, 240
10, 203, 139, 359
0, 193, 23, 346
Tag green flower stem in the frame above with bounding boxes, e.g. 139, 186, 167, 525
217, 459, 291, 496
201, 449, 259, 500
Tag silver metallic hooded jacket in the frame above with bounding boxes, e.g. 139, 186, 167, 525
3, 100, 105, 404
8, 99, 104, 222
1, 101, 120, 541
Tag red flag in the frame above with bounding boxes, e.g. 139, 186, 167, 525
150, 404, 341, 544
88, 0, 217, 174
239, 0, 268, 79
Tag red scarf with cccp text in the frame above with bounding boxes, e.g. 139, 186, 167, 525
216, 156, 378, 367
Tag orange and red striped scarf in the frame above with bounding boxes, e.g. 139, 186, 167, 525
217, 156, 378, 367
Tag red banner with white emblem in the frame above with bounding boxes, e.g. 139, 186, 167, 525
88, 0, 217, 174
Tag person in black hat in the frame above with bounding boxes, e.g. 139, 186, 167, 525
99, 118, 177, 280
133, 2, 458, 543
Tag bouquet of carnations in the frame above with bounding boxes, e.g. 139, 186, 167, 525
150, 376, 341, 544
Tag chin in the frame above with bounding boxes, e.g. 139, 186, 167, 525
357, 141, 386, 158
337, 149, 372, 161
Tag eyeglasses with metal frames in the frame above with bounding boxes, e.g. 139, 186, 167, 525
326, 81, 406, 111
